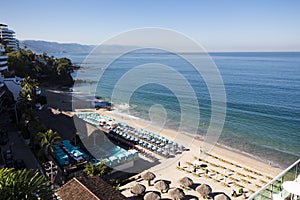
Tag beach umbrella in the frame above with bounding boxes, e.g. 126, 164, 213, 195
131, 183, 146, 196
152, 146, 157, 151
165, 145, 171, 149
169, 188, 185, 200
162, 151, 169, 157
157, 148, 163, 153
170, 148, 176, 153
178, 145, 184, 151
179, 177, 193, 188
160, 143, 165, 147
196, 184, 212, 198
215, 194, 230, 200
144, 191, 161, 200
154, 180, 169, 193
142, 171, 156, 186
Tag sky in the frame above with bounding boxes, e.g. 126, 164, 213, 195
1, 0, 300, 52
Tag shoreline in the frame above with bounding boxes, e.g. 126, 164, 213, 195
94, 109, 283, 175
45, 87, 284, 170
41, 86, 286, 197
42, 86, 285, 175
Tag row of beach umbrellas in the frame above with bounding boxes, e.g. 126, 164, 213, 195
129, 171, 229, 200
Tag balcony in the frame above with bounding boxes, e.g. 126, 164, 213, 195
0, 66, 8, 71
249, 159, 300, 200
0, 61, 8, 66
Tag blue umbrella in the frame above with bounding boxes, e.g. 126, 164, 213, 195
165, 145, 170, 149
152, 146, 157, 151
155, 140, 161, 145
157, 148, 163, 153
147, 144, 153, 149
151, 139, 156, 143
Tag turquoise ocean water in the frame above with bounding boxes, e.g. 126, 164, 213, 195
55, 51, 300, 168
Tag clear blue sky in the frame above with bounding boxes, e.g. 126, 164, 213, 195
1, 0, 300, 51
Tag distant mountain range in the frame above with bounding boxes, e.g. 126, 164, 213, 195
19, 40, 141, 54
19, 40, 95, 54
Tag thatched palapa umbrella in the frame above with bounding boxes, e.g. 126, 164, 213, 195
215, 194, 230, 200
144, 191, 161, 200
131, 183, 146, 196
142, 171, 156, 186
169, 188, 185, 200
179, 177, 193, 188
196, 184, 212, 198
154, 180, 169, 193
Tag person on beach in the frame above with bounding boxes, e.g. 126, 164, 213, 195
178, 161, 180, 166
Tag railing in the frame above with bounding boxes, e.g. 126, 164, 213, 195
248, 159, 300, 200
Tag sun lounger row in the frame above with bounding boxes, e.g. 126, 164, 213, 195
62, 140, 89, 162
52, 145, 70, 166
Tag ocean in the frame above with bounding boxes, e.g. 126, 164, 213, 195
55, 51, 300, 168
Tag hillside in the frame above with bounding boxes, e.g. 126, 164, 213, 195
19, 40, 95, 54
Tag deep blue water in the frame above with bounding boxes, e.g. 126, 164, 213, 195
55, 51, 300, 168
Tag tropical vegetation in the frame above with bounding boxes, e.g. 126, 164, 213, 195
7, 48, 76, 86
83, 161, 112, 177
37, 129, 62, 157
0, 168, 53, 200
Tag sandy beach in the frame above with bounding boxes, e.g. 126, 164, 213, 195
41, 87, 283, 199
94, 109, 282, 198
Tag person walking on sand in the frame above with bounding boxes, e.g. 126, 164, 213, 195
178, 161, 180, 167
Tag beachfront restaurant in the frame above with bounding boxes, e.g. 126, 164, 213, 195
80, 129, 138, 170
76, 113, 139, 170
76, 113, 187, 162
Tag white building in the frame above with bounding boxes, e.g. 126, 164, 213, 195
0, 23, 19, 51
0, 44, 8, 74
0, 42, 22, 101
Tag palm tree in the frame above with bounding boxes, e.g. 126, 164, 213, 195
83, 161, 112, 177
20, 76, 38, 103
0, 168, 53, 200
37, 129, 61, 157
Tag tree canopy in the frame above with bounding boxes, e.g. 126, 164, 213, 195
83, 161, 112, 177
0, 168, 53, 200
7, 49, 75, 86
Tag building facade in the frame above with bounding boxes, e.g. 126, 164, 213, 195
0, 23, 19, 51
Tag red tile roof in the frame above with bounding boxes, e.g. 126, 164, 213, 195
56, 176, 127, 200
